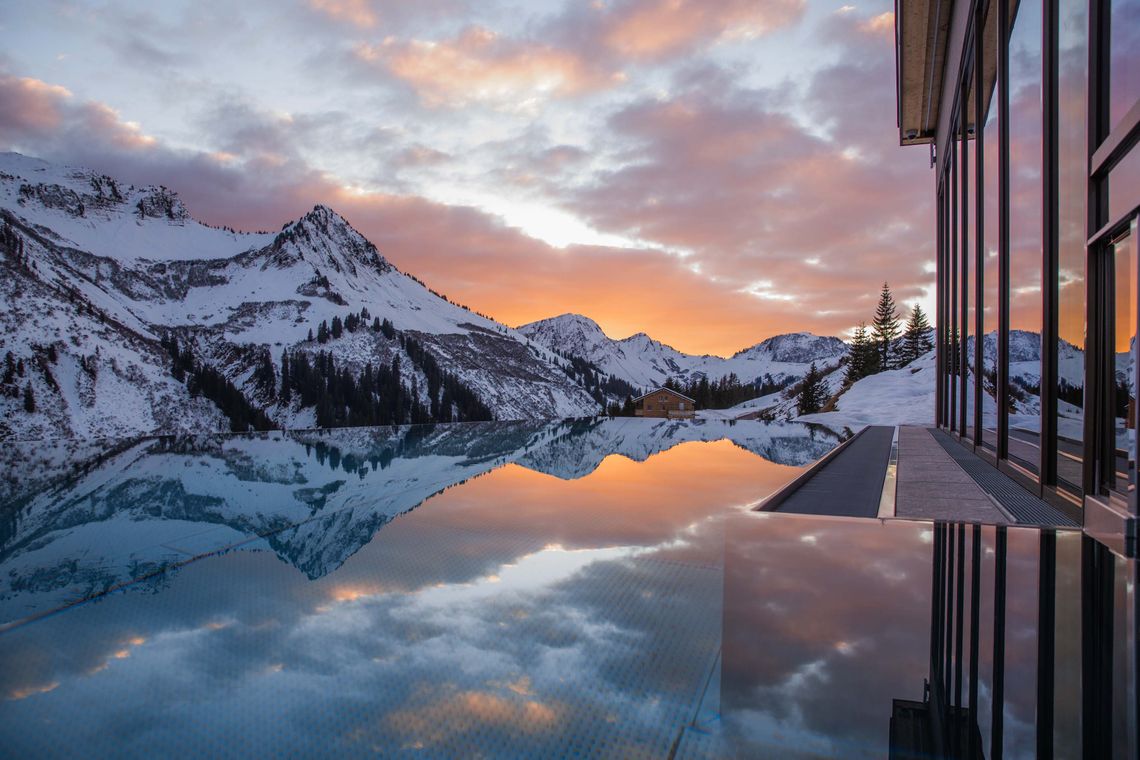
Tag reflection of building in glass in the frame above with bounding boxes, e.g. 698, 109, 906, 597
896, 0, 1140, 537
888, 522, 1135, 758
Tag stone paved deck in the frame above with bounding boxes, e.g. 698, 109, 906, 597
895, 426, 1010, 523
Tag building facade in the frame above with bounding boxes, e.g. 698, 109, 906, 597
633, 388, 696, 418
897, 0, 1139, 542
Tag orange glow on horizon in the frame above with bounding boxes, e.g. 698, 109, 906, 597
410, 438, 804, 552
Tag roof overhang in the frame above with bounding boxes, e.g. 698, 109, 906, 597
895, 0, 954, 147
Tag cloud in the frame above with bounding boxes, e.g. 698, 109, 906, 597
0, 74, 156, 152
0, 76, 72, 139
0, 4, 937, 354
308, 0, 379, 28
356, 26, 620, 109
596, 0, 806, 60
547, 13, 935, 341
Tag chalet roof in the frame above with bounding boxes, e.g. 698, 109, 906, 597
633, 387, 696, 404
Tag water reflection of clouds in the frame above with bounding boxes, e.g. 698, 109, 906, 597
7, 422, 801, 754
723, 515, 948, 757
1, 530, 724, 756
0, 419, 1068, 756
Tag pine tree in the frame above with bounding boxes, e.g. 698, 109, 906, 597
23, 382, 35, 413
622, 395, 636, 416
797, 362, 824, 416
845, 322, 877, 385
254, 351, 276, 399
331, 316, 343, 339
317, 321, 329, 344
280, 350, 292, 404
872, 282, 901, 370
901, 304, 933, 365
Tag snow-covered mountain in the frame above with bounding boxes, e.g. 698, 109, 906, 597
0, 153, 608, 440
518, 313, 849, 391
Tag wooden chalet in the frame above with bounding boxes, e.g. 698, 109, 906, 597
633, 387, 696, 419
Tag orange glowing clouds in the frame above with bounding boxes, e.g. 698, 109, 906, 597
0, 2, 941, 356
0, 76, 71, 137
380, 686, 563, 747
358, 27, 618, 108
602, 0, 805, 59
0, 74, 155, 151
859, 11, 895, 35
308, 0, 378, 28
5, 680, 60, 701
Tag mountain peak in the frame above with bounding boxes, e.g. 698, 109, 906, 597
536, 313, 603, 330
737, 332, 849, 363
295, 203, 354, 232
269, 203, 392, 275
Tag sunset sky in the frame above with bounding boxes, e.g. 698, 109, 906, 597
0, 0, 936, 356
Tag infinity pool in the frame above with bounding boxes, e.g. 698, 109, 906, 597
0, 419, 1134, 758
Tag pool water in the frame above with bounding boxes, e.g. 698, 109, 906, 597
0, 418, 1134, 758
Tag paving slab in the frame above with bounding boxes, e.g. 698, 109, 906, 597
895, 427, 1008, 523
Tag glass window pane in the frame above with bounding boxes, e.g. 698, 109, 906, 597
1057, 0, 1088, 490
982, 2, 1000, 451
1109, 146, 1140, 223
966, 124, 977, 441
1110, 0, 1140, 132
1110, 228, 1136, 496
951, 140, 960, 432
1008, 0, 1043, 474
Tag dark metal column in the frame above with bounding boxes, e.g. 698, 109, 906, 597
961, 108, 971, 438
952, 139, 960, 433
955, 522, 966, 710
1084, 0, 1110, 496
1040, 0, 1060, 484
1037, 530, 1057, 759
974, 7, 986, 447
1080, 534, 1115, 758
991, 526, 1008, 760
967, 525, 982, 759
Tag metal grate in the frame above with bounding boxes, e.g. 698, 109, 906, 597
930, 429, 1079, 527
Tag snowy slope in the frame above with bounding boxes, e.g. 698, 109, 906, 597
797, 350, 937, 428
518, 313, 849, 390
0, 153, 602, 440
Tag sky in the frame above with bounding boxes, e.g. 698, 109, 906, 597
0, 0, 937, 356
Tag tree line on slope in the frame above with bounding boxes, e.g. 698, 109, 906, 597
162, 308, 494, 433
161, 335, 276, 432
604, 372, 791, 417
288, 309, 493, 424
545, 347, 640, 409
796, 283, 933, 415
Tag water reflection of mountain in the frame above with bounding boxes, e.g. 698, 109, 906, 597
0, 418, 845, 624
516, 418, 846, 479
